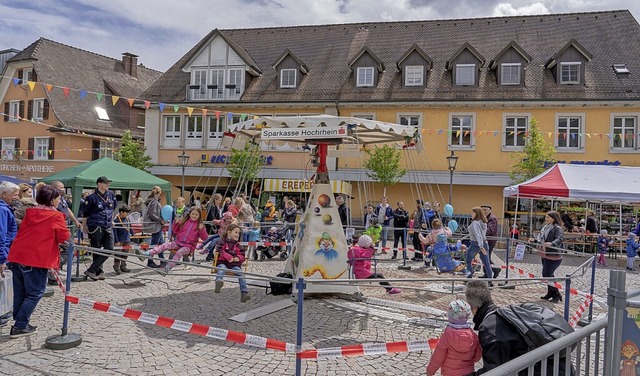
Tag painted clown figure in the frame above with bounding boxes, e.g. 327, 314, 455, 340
315, 232, 338, 261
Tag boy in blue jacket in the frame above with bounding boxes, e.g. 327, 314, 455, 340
626, 233, 640, 271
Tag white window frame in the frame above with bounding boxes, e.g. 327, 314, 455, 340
186, 115, 203, 139
99, 140, 119, 159
227, 68, 244, 99
501, 63, 521, 85
191, 69, 208, 100
356, 67, 374, 87
1, 138, 16, 160
449, 113, 475, 149
455, 64, 475, 86
352, 113, 376, 120
21, 68, 33, 82
560, 62, 581, 84
404, 65, 424, 86
280, 69, 297, 88
397, 113, 422, 135
207, 115, 224, 140
555, 113, 585, 151
209, 69, 224, 100
9, 100, 20, 122
95, 106, 109, 121
34, 137, 49, 161
33, 98, 45, 120
610, 113, 638, 152
502, 113, 530, 151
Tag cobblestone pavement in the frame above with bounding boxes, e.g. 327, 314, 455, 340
0, 248, 635, 375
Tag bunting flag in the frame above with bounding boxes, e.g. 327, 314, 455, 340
62, 87, 70, 97
96, 93, 104, 102
437, 129, 443, 135
27, 81, 36, 91
159, 103, 166, 112
111, 96, 120, 106
430, 129, 435, 135
215, 110, 221, 120
240, 114, 247, 121
12, 78, 20, 86
173, 105, 180, 113
227, 112, 233, 121
144, 101, 151, 110
127, 98, 135, 108
201, 108, 208, 117
455, 130, 461, 138
187, 107, 194, 116
45, 84, 53, 92
79, 90, 88, 100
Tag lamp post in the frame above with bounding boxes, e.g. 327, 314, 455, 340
446, 150, 459, 205
178, 150, 190, 197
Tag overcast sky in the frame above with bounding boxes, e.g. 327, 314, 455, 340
1, 0, 638, 72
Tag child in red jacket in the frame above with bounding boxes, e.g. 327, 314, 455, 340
427, 299, 482, 376
214, 224, 250, 303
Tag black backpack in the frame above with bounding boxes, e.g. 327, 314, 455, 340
269, 272, 293, 295
497, 302, 575, 357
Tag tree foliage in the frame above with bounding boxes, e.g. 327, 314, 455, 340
114, 130, 153, 171
363, 144, 406, 196
227, 143, 263, 183
509, 117, 556, 183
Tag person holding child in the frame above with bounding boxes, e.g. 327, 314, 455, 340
214, 224, 251, 302
347, 235, 401, 294
626, 233, 640, 271
426, 299, 481, 376
138, 207, 208, 273
418, 218, 452, 267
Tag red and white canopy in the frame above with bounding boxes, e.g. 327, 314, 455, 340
503, 164, 640, 203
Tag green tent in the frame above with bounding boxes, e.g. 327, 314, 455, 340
40, 158, 172, 217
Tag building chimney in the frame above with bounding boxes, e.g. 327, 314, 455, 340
122, 52, 138, 78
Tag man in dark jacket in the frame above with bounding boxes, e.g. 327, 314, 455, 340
465, 280, 573, 375
481, 205, 501, 279
335, 195, 350, 227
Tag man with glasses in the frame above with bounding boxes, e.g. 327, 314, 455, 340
80, 177, 116, 281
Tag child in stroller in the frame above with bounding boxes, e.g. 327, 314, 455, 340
256, 224, 294, 260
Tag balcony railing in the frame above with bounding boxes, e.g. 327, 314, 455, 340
186, 84, 243, 101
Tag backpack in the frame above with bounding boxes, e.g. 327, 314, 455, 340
269, 272, 293, 295
496, 302, 575, 357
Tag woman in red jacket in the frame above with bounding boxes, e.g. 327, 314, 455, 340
7, 185, 70, 339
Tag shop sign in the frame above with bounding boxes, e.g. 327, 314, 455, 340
261, 126, 347, 140
0, 164, 54, 173
544, 160, 621, 168
209, 155, 273, 165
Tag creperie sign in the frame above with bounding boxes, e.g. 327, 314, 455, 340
280, 180, 314, 191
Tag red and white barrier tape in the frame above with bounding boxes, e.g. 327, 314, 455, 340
65, 295, 296, 353
239, 241, 288, 247
500, 265, 580, 296
51, 269, 66, 293
569, 295, 593, 328
297, 338, 439, 359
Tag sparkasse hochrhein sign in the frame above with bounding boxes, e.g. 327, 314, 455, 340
261, 126, 348, 140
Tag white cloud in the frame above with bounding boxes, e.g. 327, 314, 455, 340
493, 2, 551, 16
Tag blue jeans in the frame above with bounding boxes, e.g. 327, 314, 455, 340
9, 263, 48, 330
465, 241, 492, 280
215, 265, 248, 293
381, 226, 390, 248
149, 230, 165, 263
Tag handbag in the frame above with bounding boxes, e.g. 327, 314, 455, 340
0, 269, 13, 316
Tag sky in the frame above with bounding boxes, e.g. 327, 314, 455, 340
1, 0, 638, 72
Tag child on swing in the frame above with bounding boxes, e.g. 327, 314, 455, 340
348, 235, 401, 294
138, 207, 208, 273
214, 223, 251, 302
198, 211, 238, 262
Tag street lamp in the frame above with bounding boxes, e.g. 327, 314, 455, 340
446, 150, 459, 205
178, 150, 190, 197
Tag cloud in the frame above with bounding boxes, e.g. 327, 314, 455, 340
493, 2, 551, 16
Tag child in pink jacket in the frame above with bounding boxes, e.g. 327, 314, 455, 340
427, 299, 482, 376
347, 235, 401, 294
140, 207, 208, 272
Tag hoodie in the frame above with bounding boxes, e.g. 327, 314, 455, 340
8, 208, 70, 269
143, 196, 163, 234
0, 200, 17, 265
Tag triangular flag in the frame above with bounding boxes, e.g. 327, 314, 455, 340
62, 87, 70, 97
456, 130, 461, 138
586, 133, 591, 138
96, 93, 103, 102
12, 78, 20, 86
437, 129, 443, 135
48, 150, 52, 155
173, 105, 180, 113
27, 81, 36, 91
463, 131, 469, 137
111, 96, 120, 106
598, 133, 603, 140
187, 107, 194, 116
159, 103, 166, 112
420, 128, 425, 134
493, 131, 499, 137
253, 115, 259, 120
547, 132, 552, 139
524, 131, 529, 137
227, 112, 234, 121
240, 114, 247, 121
127, 98, 135, 108
79, 90, 88, 100
509, 131, 514, 136
215, 111, 221, 120
472, 130, 477, 136
430, 129, 435, 135
45, 84, 53, 92
201, 109, 208, 117
144, 101, 151, 109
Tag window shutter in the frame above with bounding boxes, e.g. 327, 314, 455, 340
92, 140, 100, 160
48, 137, 55, 160
14, 138, 20, 149
27, 138, 34, 160
27, 100, 33, 120
17, 69, 23, 80
42, 99, 50, 120
19, 100, 25, 119
3, 102, 8, 122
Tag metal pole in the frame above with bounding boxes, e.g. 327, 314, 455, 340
181, 165, 185, 197
61, 242, 75, 335
588, 256, 596, 322
295, 277, 305, 376
505, 236, 510, 280
448, 169, 453, 205
564, 273, 571, 322
604, 270, 626, 376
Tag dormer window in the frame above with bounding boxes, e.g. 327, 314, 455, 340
560, 62, 581, 84
501, 63, 521, 85
455, 64, 476, 86
404, 66, 424, 86
613, 64, 630, 74
357, 67, 374, 87
280, 69, 297, 88
21, 68, 33, 82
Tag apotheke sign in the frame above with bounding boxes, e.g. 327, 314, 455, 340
0, 164, 55, 173
261, 126, 348, 139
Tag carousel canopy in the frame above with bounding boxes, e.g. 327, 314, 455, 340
503, 164, 640, 203
227, 115, 417, 146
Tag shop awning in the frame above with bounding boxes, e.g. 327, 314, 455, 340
262, 178, 352, 196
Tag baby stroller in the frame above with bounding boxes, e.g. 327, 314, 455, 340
256, 224, 294, 260
429, 234, 466, 274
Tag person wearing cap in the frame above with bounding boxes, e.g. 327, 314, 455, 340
80, 176, 117, 281
426, 299, 481, 376
347, 235, 401, 294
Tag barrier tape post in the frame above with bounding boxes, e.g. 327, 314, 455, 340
295, 277, 305, 376
564, 273, 571, 322
44, 240, 83, 350
584, 255, 597, 325
72, 230, 87, 282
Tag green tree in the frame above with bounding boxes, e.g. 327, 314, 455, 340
114, 130, 153, 171
509, 117, 556, 183
363, 144, 406, 196
227, 143, 263, 191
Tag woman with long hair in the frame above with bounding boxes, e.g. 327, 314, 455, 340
529, 211, 565, 303
465, 207, 492, 284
